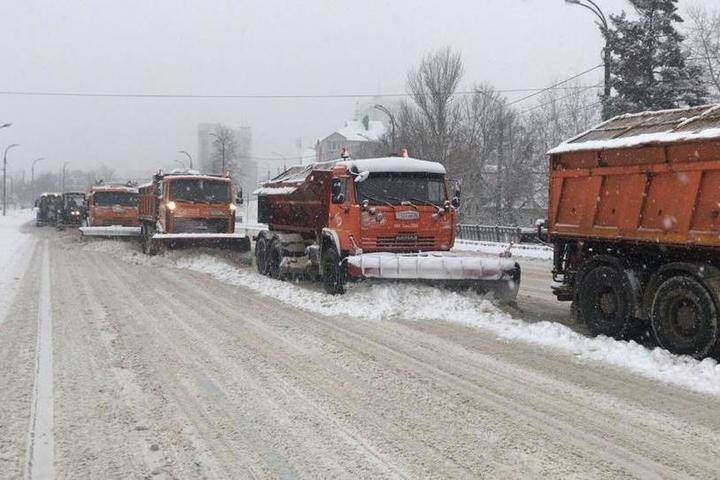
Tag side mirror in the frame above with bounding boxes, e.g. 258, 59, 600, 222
236, 195, 243, 205
331, 180, 345, 204
451, 195, 460, 209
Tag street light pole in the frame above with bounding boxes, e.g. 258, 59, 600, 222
374, 104, 396, 154
0, 123, 11, 130
62, 161, 70, 193
565, 0, 611, 103
179, 150, 193, 169
3, 143, 20, 216
31, 157, 45, 185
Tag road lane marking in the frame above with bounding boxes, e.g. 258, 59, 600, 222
25, 240, 54, 480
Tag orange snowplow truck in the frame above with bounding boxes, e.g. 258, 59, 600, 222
80, 183, 140, 237
547, 104, 720, 358
138, 170, 250, 254
254, 154, 520, 299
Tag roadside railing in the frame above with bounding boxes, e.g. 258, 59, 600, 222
457, 224, 531, 243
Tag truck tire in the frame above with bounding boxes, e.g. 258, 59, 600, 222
322, 248, 346, 295
255, 236, 269, 275
576, 265, 634, 339
267, 240, 283, 280
142, 224, 158, 256
650, 275, 719, 358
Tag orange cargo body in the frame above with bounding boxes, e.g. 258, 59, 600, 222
547, 104, 720, 358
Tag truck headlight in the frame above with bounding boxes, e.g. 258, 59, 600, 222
167, 201, 176, 211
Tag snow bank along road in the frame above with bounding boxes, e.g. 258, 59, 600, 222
3, 219, 720, 478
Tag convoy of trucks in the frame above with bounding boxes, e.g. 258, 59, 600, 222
30, 102, 720, 359
546, 104, 720, 357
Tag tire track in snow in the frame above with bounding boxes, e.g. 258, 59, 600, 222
24, 240, 54, 480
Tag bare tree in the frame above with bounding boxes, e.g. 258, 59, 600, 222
687, 6, 720, 99
210, 124, 239, 176
406, 47, 464, 168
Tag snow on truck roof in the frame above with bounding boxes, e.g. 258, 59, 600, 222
253, 156, 446, 196
548, 103, 720, 155
90, 185, 138, 193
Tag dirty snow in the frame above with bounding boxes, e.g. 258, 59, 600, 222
82, 239, 720, 397
0, 210, 36, 325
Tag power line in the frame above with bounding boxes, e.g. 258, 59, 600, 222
519, 84, 602, 115
508, 64, 604, 106
0, 83, 603, 101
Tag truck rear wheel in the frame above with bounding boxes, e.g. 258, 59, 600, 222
267, 240, 283, 279
576, 265, 633, 339
650, 275, 718, 358
255, 236, 269, 275
322, 248, 346, 295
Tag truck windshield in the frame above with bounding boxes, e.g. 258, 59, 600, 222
66, 195, 85, 208
94, 191, 138, 207
355, 172, 446, 206
170, 179, 230, 203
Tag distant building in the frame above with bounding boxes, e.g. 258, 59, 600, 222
197, 123, 257, 199
315, 116, 386, 163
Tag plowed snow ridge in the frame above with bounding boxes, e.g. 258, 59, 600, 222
83, 240, 720, 396
0, 212, 37, 325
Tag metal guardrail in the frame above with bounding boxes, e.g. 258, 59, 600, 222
457, 224, 524, 243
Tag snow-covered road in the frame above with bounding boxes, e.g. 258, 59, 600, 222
3, 219, 720, 478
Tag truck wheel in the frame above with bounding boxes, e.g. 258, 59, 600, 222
576, 265, 633, 339
267, 240, 283, 280
142, 225, 157, 256
255, 237, 269, 275
650, 275, 718, 358
322, 248, 346, 295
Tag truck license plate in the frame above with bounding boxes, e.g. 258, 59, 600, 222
396, 210, 420, 221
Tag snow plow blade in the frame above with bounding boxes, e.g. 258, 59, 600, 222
346, 252, 521, 302
80, 226, 141, 237
151, 233, 251, 251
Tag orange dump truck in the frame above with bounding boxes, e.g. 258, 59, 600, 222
254, 154, 520, 299
80, 183, 140, 237
547, 104, 720, 357
138, 170, 250, 254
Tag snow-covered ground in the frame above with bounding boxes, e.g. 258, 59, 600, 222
82, 239, 720, 397
454, 238, 553, 261
0, 210, 36, 325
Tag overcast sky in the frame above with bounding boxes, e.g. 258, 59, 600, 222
0, 0, 715, 179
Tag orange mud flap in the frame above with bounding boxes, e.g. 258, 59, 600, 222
151, 232, 251, 252
345, 252, 521, 303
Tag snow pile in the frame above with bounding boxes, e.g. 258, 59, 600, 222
82, 239, 720, 396
454, 239, 553, 261
0, 210, 37, 324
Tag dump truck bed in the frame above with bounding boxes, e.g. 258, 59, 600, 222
547, 104, 720, 249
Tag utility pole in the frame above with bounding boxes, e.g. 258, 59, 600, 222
374, 104, 397, 154
565, 0, 611, 109
3, 144, 19, 216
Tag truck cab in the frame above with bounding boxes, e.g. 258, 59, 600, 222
86, 184, 139, 227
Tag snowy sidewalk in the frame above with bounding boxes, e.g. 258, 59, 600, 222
0, 210, 37, 325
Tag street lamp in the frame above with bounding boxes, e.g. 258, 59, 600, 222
31, 157, 45, 184
565, 0, 611, 105
374, 104, 396, 154
179, 150, 193, 169
62, 161, 70, 192
3, 143, 20, 216
0, 123, 11, 130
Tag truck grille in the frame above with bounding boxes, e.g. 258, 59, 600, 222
174, 218, 227, 233
363, 235, 436, 250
